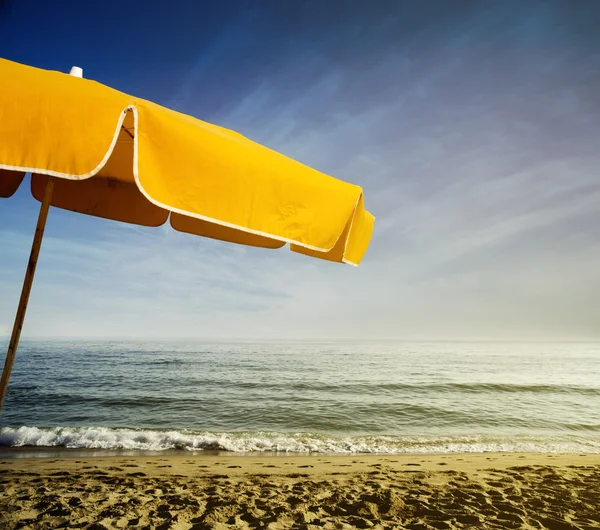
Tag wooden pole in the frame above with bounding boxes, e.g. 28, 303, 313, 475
0, 177, 55, 413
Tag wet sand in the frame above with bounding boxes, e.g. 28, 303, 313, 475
1, 452, 599, 529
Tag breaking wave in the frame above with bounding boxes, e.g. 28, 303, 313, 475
1, 426, 599, 454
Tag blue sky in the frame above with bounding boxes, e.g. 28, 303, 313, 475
1, 0, 600, 340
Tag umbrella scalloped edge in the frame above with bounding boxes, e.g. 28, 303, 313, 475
0, 105, 374, 265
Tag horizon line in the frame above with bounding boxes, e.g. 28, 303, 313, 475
1, 336, 599, 343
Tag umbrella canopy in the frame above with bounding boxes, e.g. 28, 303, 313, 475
0, 58, 374, 264
0, 58, 374, 413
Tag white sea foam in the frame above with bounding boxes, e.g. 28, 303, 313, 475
1, 426, 599, 454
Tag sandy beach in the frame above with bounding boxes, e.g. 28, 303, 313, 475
1, 452, 599, 529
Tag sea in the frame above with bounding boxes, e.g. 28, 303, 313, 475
1, 339, 599, 456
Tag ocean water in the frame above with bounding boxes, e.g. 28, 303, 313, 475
1, 340, 599, 455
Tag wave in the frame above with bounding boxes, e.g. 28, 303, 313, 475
283, 382, 600, 396
1, 426, 599, 454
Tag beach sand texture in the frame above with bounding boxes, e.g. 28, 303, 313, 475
1, 453, 599, 529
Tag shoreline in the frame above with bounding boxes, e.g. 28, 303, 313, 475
2, 444, 600, 460
3, 450, 599, 471
2, 453, 599, 529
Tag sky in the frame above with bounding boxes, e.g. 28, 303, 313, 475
1, 0, 599, 340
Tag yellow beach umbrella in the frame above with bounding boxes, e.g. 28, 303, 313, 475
0, 58, 374, 412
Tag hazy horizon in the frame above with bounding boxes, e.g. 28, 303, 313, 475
1, 1, 599, 341
2, 335, 599, 343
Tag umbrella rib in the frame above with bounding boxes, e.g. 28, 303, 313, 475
121, 126, 134, 139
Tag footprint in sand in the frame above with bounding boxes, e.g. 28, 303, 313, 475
68, 497, 82, 507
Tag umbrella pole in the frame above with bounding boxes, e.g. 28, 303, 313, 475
0, 177, 55, 413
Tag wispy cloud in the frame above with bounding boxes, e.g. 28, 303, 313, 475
1, 1, 599, 340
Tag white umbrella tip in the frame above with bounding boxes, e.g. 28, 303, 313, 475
69, 66, 83, 78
